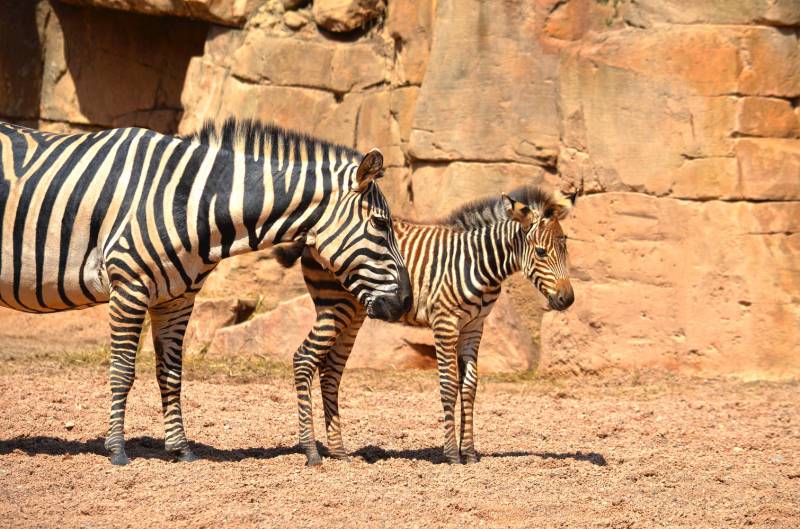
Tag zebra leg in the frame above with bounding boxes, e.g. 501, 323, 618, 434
149, 296, 197, 462
320, 306, 365, 461
104, 286, 148, 466
433, 318, 462, 464
294, 307, 347, 466
457, 323, 484, 464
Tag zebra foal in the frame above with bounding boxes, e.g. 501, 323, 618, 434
276, 185, 577, 465
0, 118, 411, 465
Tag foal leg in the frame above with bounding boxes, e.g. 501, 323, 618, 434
149, 296, 197, 462
457, 323, 483, 464
432, 317, 462, 464
320, 305, 365, 460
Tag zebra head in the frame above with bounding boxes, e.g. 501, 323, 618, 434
305, 148, 412, 321
503, 188, 577, 311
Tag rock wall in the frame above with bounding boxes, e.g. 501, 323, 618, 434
0, 0, 797, 377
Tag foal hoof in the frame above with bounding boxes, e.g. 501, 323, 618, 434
305, 453, 323, 466
170, 448, 199, 463
462, 454, 479, 465
109, 451, 130, 466
329, 453, 351, 462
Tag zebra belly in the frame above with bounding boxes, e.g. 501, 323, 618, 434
0, 241, 110, 313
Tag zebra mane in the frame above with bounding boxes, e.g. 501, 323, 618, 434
183, 118, 361, 159
438, 185, 558, 230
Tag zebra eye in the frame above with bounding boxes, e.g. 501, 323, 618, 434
370, 216, 389, 231
535, 247, 547, 259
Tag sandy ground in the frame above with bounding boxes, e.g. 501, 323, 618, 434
0, 357, 798, 529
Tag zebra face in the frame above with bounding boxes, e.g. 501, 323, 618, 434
528, 217, 574, 311
504, 191, 575, 311
307, 150, 412, 321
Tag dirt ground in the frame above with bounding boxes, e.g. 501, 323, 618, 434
0, 355, 797, 529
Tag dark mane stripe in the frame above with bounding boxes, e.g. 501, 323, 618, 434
182, 118, 362, 159
436, 185, 557, 231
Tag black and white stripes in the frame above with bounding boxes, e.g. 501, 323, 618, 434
279, 185, 577, 465
0, 118, 411, 465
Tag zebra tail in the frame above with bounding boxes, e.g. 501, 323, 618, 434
273, 240, 305, 268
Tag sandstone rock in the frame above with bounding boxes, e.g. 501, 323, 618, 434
386, 0, 435, 84
58, 0, 261, 27
208, 293, 532, 373
736, 97, 799, 138
312, 0, 385, 33
410, 162, 560, 219
556, 26, 800, 199
620, 0, 800, 27
283, 11, 307, 30
539, 0, 615, 45
184, 298, 257, 348
0, 2, 43, 119
40, 2, 207, 133
355, 90, 404, 168
737, 27, 800, 98
735, 139, 800, 200
541, 193, 800, 379
408, 0, 560, 166
181, 74, 361, 146
209, 295, 316, 365
232, 31, 387, 93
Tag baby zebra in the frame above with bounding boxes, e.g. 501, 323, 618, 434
276, 185, 578, 465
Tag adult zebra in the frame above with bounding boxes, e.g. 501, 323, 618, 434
275, 185, 577, 465
0, 119, 411, 465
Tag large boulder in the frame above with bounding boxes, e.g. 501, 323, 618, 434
207, 292, 533, 373
312, 0, 385, 33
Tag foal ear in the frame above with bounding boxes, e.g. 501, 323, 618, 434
549, 179, 583, 220
353, 148, 384, 193
502, 193, 538, 230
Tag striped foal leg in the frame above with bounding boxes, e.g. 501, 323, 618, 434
104, 286, 148, 466
320, 306, 365, 460
457, 323, 484, 464
432, 317, 462, 464
149, 296, 197, 462
294, 307, 348, 466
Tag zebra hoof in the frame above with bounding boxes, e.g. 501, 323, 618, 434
329, 453, 351, 462
170, 448, 199, 463
305, 454, 323, 466
444, 454, 462, 465
462, 454, 479, 465
109, 451, 130, 466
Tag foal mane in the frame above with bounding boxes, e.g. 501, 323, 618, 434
438, 185, 558, 231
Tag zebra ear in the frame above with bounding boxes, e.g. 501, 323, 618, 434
353, 148, 384, 192
502, 193, 538, 230
550, 178, 582, 220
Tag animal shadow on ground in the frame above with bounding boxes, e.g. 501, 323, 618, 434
352, 445, 607, 466
0, 436, 301, 462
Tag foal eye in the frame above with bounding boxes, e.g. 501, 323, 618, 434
535, 247, 548, 258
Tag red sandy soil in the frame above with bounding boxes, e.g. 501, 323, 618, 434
0, 358, 797, 529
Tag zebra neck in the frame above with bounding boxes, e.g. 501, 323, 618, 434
468, 221, 523, 288
196, 146, 341, 263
